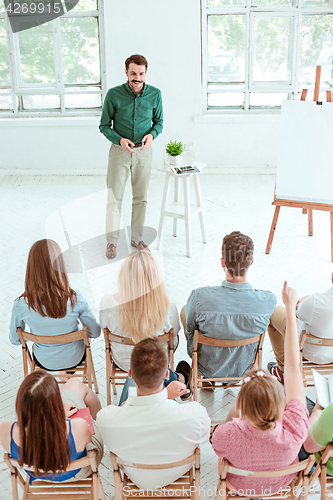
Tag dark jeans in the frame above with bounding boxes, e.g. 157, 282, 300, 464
119, 368, 180, 406
33, 350, 86, 371
298, 397, 315, 467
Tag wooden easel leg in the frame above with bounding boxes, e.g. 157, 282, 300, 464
265, 206, 281, 254
330, 212, 333, 262
308, 209, 313, 236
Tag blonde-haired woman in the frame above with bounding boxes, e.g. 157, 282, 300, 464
100, 249, 180, 373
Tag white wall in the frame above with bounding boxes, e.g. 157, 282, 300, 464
0, 0, 280, 173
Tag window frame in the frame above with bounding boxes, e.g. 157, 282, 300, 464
0, 0, 106, 116
202, 0, 333, 113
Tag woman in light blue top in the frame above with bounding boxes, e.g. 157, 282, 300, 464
9, 239, 100, 371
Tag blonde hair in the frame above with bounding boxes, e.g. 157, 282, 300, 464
237, 369, 286, 431
117, 250, 170, 343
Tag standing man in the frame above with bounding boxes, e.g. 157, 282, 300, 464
100, 54, 163, 259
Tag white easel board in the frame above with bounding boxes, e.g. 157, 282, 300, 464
275, 100, 333, 205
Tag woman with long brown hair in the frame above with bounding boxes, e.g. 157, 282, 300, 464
0, 371, 103, 481
9, 239, 100, 370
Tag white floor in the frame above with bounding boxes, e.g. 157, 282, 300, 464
1, 171, 331, 499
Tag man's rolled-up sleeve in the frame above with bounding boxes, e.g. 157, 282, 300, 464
149, 90, 163, 139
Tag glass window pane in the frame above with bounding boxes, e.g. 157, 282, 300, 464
252, 0, 292, 6
18, 23, 55, 84
208, 15, 246, 83
64, 93, 101, 108
303, 0, 333, 6
0, 19, 11, 86
253, 16, 293, 84
61, 17, 100, 84
249, 92, 289, 107
299, 15, 333, 88
0, 91, 13, 110
22, 95, 60, 109
66, 0, 97, 10
208, 92, 244, 107
208, 0, 245, 6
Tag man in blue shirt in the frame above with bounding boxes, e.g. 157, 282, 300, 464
182, 231, 277, 380
100, 54, 163, 259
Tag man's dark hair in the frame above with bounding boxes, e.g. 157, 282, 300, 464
130, 338, 168, 391
222, 231, 254, 277
125, 54, 148, 71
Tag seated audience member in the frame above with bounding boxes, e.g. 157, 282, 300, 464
268, 273, 333, 381
97, 338, 210, 490
9, 239, 101, 371
182, 231, 276, 380
211, 282, 309, 495
0, 371, 103, 481
302, 400, 333, 475
99, 249, 181, 373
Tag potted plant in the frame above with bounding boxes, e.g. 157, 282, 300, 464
165, 140, 184, 166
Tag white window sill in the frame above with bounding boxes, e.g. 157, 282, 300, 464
194, 111, 281, 123
0, 116, 100, 127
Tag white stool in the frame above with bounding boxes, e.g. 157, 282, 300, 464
156, 162, 207, 257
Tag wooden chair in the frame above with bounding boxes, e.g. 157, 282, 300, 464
308, 443, 333, 500
17, 326, 99, 393
4, 449, 106, 500
110, 447, 200, 500
192, 329, 265, 401
215, 455, 315, 500
104, 327, 174, 405
300, 330, 333, 387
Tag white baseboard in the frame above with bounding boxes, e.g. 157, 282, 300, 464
0, 166, 277, 176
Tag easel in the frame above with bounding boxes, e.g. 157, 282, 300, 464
265, 66, 333, 261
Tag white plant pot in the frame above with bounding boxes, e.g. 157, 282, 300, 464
169, 155, 181, 166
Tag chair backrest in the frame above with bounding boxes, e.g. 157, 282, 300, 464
308, 443, 333, 498
16, 326, 98, 392
299, 330, 333, 386
192, 329, 265, 400
110, 448, 200, 500
103, 327, 174, 368
4, 449, 105, 500
215, 455, 315, 500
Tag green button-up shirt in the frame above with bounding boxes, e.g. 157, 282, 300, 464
99, 82, 163, 145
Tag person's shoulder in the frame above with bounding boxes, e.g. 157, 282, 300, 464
106, 84, 127, 97
100, 293, 117, 311
284, 399, 309, 423
251, 287, 277, 304
96, 405, 119, 425
145, 84, 161, 95
12, 296, 28, 311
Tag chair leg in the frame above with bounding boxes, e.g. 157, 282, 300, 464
91, 359, 99, 394
111, 363, 117, 396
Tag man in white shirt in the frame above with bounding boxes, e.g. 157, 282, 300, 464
96, 338, 210, 490
268, 274, 333, 381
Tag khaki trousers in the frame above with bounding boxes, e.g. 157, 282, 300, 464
267, 305, 289, 371
106, 144, 152, 244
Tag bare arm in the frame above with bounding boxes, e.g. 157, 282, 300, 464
282, 281, 306, 406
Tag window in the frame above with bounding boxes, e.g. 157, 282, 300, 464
203, 0, 333, 111
0, 0, 105, 115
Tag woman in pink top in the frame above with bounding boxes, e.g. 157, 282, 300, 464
212, 282, 309, 495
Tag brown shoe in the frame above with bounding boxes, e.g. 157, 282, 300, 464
106, 243, 117, 259
131, 240, 150, 251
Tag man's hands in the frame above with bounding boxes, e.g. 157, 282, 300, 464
166, 381, 190, 400
282, 281, 298, 310
141, 133, 153, 151
120, 138, 136, 153
120, 134, 153, 153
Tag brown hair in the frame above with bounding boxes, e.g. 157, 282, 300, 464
237, 369, 286, 431
117, 250, 170, 343
130, 338, 168, 391
16, 371, 70, 475
19, 239, 77, 318
222, 231, 254, 277
125, 54, 148, 71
